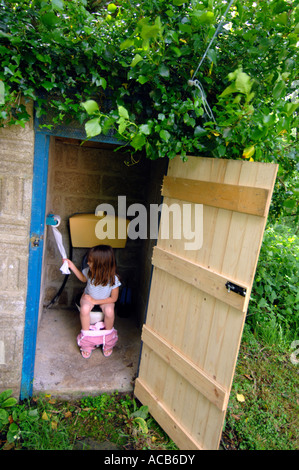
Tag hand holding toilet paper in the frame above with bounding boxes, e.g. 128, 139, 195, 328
51, 215, 71, 275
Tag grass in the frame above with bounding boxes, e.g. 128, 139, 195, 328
0, 391, 178, 451
1, 326, 298, 451
222, 326, 299, 450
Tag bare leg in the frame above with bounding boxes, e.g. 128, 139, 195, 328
79, 296, 93, 357
101, 303, 115, 330
100, 303, 115, 356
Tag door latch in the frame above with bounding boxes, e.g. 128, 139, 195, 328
225, 281, 246, 297
30, 234, 43, 248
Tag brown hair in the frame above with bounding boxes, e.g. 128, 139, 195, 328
87, 245, 117, 287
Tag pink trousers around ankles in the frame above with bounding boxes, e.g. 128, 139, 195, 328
77, 321, 118, 354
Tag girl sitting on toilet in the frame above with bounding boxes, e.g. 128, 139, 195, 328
63, 244, 121, 358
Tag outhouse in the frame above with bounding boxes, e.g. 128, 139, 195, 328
0, 100, 278, 449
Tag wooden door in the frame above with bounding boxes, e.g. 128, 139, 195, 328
134, 156, 278, 450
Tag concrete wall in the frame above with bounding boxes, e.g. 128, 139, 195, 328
0, 101, 35, 395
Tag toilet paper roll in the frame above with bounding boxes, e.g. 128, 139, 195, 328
50, 215, 70, 275
53, 214, 61, 227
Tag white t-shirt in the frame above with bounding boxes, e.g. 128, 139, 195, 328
82, 267, 121, 300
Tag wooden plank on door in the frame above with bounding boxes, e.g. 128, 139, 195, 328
162, 176, 270, 216
152, 246, 250, 312
135, 156, 278, 450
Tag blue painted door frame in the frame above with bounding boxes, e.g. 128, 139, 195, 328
20, 123, 123, 399
20, 132, 50, 400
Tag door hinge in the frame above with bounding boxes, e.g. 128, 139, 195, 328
30, 234, 43, 248
225, 281, 246, 297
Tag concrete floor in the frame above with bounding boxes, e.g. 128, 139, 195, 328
33, 308, 141, 399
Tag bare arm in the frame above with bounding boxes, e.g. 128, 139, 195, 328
63, 259, 87, 283
83, 287, 119, 306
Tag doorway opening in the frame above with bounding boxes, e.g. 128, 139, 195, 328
33, 136, 167, 398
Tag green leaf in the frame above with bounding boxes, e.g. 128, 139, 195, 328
133, 417, 148, 433
131, 54, 143, 67
192, 10, 215, 25
219, 83, 236, 97
117, 117, 127, 134
183, 113, 195, 126
284, 102, 299, 116
102, 117, 114, 135
140, 17, 163, 41
273, 80, 286, 99
276, 12, 288, 25
283, 199, 296, 209
217, 145, 226, 157
82, 100, 99, 115
0, 389, 14, 403
221, 68, 253, 97
235, 71, 252, 95
36, 53, 46, 62
120, 39, 134, 51
207, 49, 217, 65
118, 105, 129, 119
131, 133, 146, 150
85, 117, 102, 138
24, 87, 36, 100
0, 409, 9, 423
0, 30, 11, 38
263, 113, 276, 127
99, 77, 107, 90
170, 46, 182, 57
159, 129, 171, 142
243, 145, 255, 159
2, 397, 17, 408
7, 423, 19, 443
166, 9, 174, 17
137, 75, 150, 84
130, 405, 149, 419
139, 124, 151, 135
40, 12, 59, 28
9, 422, 19, 433
42, 81, 55, 91
194, 125, 207, 137
258, 298, 268, 308
28, 409, 39, 419
52, 0, 64, 11
158, 64, 169, 78
107, 3, 117, 13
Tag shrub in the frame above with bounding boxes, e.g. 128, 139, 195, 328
247, 222, 299, 345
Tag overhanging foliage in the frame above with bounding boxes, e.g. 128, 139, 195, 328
0, 0, 298, 171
